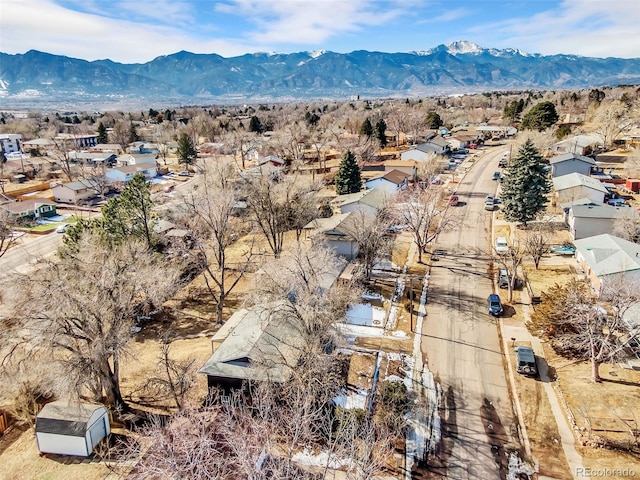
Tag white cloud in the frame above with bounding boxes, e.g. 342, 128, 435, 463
217, 0, 415, 45
0, 0, 253, 62
472, 0, 640, 58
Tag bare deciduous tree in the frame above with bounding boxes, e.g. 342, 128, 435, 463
5, 237, 182, 412
182, 168, 254, 324
0, 210, 18, 259
494, 237, 526, 302
529, 277, 640, 383
524, 226, 550, 269
343, 209, 393, 280
395, 187, 454, 263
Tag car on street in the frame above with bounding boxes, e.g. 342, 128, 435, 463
449, 194, 459, 206
492, 171, 501, 181
56, 224, 69, 233
498, 269, 510, 289
515, 346, 538, 376
495, 236, 509, 254
178, 170, 190, 176
487, 293, 503, 316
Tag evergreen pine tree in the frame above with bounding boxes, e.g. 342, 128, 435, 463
335, 150, 362, 195
501, 140, 551, 226
360, 118, 374, 137
177, 133, 197, 166
375, 119, 387, 148
97, 122, 108, 144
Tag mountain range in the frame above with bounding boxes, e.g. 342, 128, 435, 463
1, 41, 640, 108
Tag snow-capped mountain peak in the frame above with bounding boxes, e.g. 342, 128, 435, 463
446, 40, 483, 55
308, 50, 327, 59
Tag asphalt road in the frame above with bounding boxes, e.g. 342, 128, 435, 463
419, 147, 520, 479
0, 231, 63, 278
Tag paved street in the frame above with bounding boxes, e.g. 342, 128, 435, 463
0, 232, 63, 277
419, 148, 520, 478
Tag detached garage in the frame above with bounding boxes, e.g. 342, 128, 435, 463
35, 401, 110, 456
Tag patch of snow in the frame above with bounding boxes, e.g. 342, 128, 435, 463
446, 40, 483, 55
385, 375, 404, 383
292, 448, 348, 469
361, 291, 383, 301
308, 50, 326, 59
333, 387, 368, 410
506, 451, 536, 480
346, 303, 385, 326
338, 323, 385, 338
391, 330, 409, 338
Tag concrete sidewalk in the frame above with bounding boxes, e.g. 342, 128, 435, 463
503, 298, 584, 479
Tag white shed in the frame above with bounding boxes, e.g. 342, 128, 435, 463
35, 401, 110, 456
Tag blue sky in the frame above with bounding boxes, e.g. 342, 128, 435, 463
2, 0, 639, 63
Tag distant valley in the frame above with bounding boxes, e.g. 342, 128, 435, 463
1, 41, 640, 109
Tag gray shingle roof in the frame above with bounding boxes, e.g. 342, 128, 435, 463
549, 153, 596, 165
574, 234, 640, 277
552, 172, 609, 194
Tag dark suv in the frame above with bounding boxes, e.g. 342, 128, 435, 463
487, 294, 503, 316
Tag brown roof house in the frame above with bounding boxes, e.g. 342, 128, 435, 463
364, 169, 409, 194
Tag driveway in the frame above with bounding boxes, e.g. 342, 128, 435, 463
418, 147, 522, 478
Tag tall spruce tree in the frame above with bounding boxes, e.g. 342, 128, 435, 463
335, 150, 362, 195
177, 133, 197, 167
360, 118, 374, 137
97, 122, 108, 144
501, 140, 551, 226
375, 119, 387, 148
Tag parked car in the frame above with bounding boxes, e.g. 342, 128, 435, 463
486, 194, 494, 203
178, 170, 190, 176
498, 269, 510, 289
515, 346, 537, 376
492, 171, 501, 181
449, 194, 459, 206
495, 236, 509, 254
484, 200, 495, 211
56, 224, 69, 233
468, 143, 478, 149
498, 159, 508, 168
487, 293, 503, 316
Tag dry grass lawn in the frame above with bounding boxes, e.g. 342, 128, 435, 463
510, 341, 573, 479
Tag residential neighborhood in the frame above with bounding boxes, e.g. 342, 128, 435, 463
1, 84, 640, 480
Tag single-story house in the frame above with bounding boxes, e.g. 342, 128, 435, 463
382, 160, 418, 178
1, 199, 57, 220
35, 401, 110, 457
52, 180, 98, 204
568, 203, 640, 240
446, 134, 480, 150
574, 234, 640, 291
115, 153, 157, 167
68, 151, 116, 166
549, 134, 603, 156
553, 172, 609, 207
257, 155, 286, 167
21, 138, 55, 154
364, 169, 409, 194
331, 188, 387, 217
128, 142, 159, 155
105, 162, 157, 183
549, 153, 597, 178
89, 144, 124, 154
401, 138, 450, 161
303, 212, 360, 260
199, 303, 305, 391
